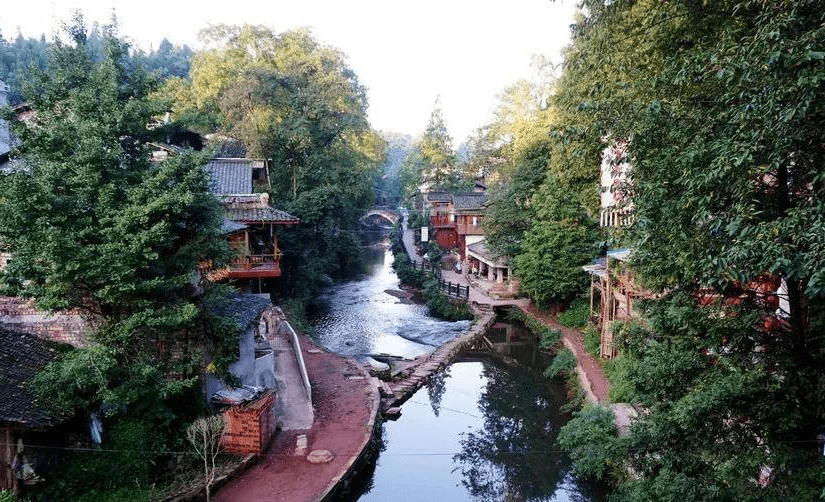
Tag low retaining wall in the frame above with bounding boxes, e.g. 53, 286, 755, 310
379, 311, 497, 412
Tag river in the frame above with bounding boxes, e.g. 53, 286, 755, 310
310, 243, 607, 502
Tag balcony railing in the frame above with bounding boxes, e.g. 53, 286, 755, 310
224, 253, 283, 278
600, 207, 634, 227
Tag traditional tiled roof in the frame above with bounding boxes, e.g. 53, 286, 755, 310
221, 195, 299, 224
206, 159, 266, 195
208, 294, 271, 332
426, 192, 453, 202
452, 192, 488, 211
0, 329, 65, 427
220, 218, 248, 235
206, 136, 248, 158
467, 240, 507, 267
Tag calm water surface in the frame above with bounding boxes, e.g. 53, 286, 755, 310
311, 244, 607, 502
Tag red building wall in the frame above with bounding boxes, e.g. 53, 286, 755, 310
221, 391, 276, 455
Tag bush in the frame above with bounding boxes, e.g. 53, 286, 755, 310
556, 404, 623, 480
507, 309, 562, 349
0, 491, 15, 502
27, 417, 166, 502
407, 210, 427, 229
559, 297, 590, 328
604, 353, 637, 403
422, 277, 472, 321
583, 325, 601, 357
544, 347, 577, 379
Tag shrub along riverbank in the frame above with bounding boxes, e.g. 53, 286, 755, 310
389, 224, 471, 321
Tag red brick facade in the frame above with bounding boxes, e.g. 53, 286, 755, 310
0, 296, 89, 348
221, 391, 276, 455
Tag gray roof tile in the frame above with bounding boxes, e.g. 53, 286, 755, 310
0, 329, 65, 426
208, 294, 271, 331
206, 159, 266, 195
220, 195, 299, 224
452, 192, 488, 210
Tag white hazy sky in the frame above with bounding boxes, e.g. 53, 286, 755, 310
1, 0, 578, 145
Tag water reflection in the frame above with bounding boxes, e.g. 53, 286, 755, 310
454, 361, 603, 502
311, 245, 470, 360
315, 243, 606, 502
349, 360, 605, 502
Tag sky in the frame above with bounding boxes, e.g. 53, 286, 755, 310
1, 0, 579, 146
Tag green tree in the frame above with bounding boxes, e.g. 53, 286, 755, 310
144, 37, 193, 80
419, 98, 463, 191
552, 0, 825, 499
513, 175, 600, 307
0, 17, 232, 497
164, 25, 383, 296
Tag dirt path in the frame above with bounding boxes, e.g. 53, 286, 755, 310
214, 335, 378, 502
520, 304, 610, 403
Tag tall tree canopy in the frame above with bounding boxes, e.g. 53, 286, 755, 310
472, 59, 599, 305
418, 98, 462, 191
0, 22, 232, 496
161, 24, 384, 295
552, 1, 825, 499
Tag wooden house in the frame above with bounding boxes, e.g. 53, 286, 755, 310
424, 191, 488, 261
205, 159, 299, 283
0, 329, 67, 494
583, 249, 655, 358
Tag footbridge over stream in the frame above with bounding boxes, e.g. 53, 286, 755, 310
360, 208, 400, 226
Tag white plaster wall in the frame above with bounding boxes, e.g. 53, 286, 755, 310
0, 79, 9, 156
465, 235, 484, 248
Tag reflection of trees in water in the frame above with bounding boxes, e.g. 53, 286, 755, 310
453, 360, 594, 502
425, 367, 450, 416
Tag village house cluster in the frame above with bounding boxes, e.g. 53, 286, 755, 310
0, 79, 308, 492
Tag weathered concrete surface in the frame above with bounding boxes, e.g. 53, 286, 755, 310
271, 337, 314, 430
379, 310, 497, 412
213, 334, 380, 502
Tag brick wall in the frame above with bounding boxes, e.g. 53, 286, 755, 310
221, 391, 276, 455
0, 296, 89, 348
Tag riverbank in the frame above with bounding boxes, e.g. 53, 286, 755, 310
398, 215, 612, 407
213, 332, 379, 502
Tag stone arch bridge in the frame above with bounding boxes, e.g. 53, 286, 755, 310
360, 208, 400, 226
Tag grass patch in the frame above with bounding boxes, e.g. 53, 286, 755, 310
280, 297, 314, 337
603, 353, 637, 403
583, 325, 601, 357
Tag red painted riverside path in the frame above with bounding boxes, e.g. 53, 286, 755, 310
213, 332, 380, 502
520, 304, 610, 403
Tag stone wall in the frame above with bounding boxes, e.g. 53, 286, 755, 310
0, 295, 89, 347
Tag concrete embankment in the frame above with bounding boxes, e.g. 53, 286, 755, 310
377, 310, 497, 414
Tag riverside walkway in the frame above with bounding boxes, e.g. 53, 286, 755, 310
211, 214, 616, 502
399, 213, 611, 406
213, 333, 380, 502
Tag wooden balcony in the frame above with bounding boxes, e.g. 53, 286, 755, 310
600, 206, 634, 227
224, 253, 283, 279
